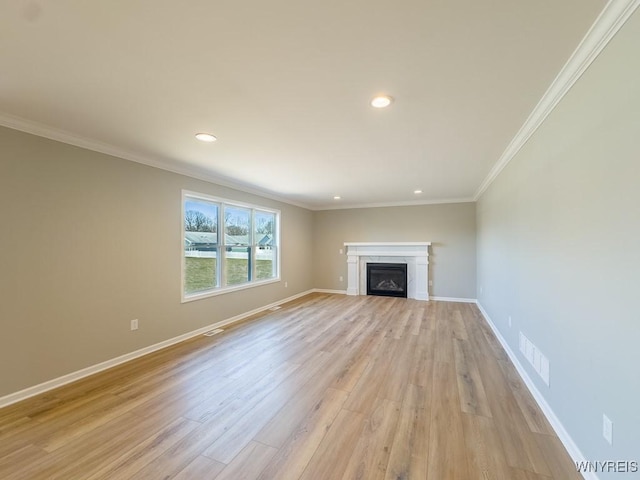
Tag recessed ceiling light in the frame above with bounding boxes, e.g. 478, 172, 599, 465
195, 133, 217, 142
333, 196, 341, 200
371, 95, 393, 108
414, 189, 423, 194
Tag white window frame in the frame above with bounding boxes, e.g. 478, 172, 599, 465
181, 190, 281, 303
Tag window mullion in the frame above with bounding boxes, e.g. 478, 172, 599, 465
250, 209, 256, 282
219, 203, 226, 287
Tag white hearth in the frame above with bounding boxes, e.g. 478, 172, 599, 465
344, 242, 431, 301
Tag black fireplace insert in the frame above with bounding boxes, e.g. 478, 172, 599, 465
366, 263, 407, 298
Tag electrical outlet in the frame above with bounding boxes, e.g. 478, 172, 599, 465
603, 414, 613, 445
428, 280, 433, 287
130, 319, 138, 331
339, 248, 343, 254
508, 316, 512, 328
519, 332, 526, 354
339, 276, 343, 282
284, 281, 288, 288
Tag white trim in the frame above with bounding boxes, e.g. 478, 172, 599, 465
0, 112, 312, 210
312, 288, 348, 295
309, 291, 477, 303
316, 197, 475, 211
474, 0, 640, 200
344, 243, 430, 301
431, 296, 477, 303
181, 190, 281, 303
476, 302, 597, 480
0, 289, 314, 409
0, 113, 473, 211
344, 242, 431, 247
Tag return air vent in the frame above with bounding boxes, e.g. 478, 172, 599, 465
203, 328, 224, 337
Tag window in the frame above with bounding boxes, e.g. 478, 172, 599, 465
182, 191, 280, 301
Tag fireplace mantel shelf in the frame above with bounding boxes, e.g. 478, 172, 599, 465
344, 242, 431, 246
344, 242, 431, 301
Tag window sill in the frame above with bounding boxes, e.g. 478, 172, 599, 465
181, 277, 281, 303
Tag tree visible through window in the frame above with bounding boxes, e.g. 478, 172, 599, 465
255, 210, 276, 280
224, 206, 251, 286
184, 199, 218, 294
182, 191, 279, 300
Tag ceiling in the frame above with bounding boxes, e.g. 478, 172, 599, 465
0, 0, 606, 210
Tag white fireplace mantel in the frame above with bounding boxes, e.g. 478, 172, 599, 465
344, 242, 431, 301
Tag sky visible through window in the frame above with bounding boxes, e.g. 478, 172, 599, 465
185, 200, 216, 221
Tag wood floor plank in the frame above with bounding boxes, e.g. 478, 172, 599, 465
508, 466, 554, 480
255, 353, 351, 448
408, 328, 435, 388
83, 416, 200, 480
453, 338, 492, 418
409, 306, 425, 336
461, 412, 512, 480
256, 387, 349, 480
298, 408, 365, 480
533, 433, 583, 480
213, 441, 278, 480
427, 361, 470, 479
384, 383, 430, 480
479, 354, 552, 476
0, 295, 580, 480
341, 397, 401, 480
172, 456, 226, 480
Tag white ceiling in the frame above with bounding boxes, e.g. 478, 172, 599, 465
0, 0, 606, 209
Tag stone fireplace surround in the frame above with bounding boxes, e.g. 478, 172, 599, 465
344, 242, 431, 301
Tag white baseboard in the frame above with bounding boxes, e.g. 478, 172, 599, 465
312, 288, 347, 295
0, 289, 315, 409
311, 290, 477, 304
431, 296, 477, 303
475, 302, 596, 480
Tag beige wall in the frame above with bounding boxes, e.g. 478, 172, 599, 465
477, 10, 640, 470
0, 127, 477, 399
0, 126, 314, 398
313, 203, 476, 299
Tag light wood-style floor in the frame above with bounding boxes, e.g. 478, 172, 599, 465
0, 294, 581, 480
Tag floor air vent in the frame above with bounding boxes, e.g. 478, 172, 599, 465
203, 328, 224, 337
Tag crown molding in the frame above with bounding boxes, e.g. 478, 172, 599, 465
0, 112, 313, 211
313, 197, 475, 211
474, 0, 640, 200
0, 112, 475, 211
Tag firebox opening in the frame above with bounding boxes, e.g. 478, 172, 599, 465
366, 263, 408, 298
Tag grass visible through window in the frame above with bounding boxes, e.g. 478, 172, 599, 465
185, 257, 274, 293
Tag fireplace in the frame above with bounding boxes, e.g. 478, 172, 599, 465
344, 242, 431, 301
366, 263, 408, 298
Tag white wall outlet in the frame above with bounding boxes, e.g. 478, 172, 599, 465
519, 332, 526, 354
284, 281, 288, 288
339, 276, 343, 282
480, 286, 483, 294
603, 414, 613, 445
428, 280, 433, 287
508, 316, 512, 328
130, 319, 138, 331
339, 248, 343, 254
